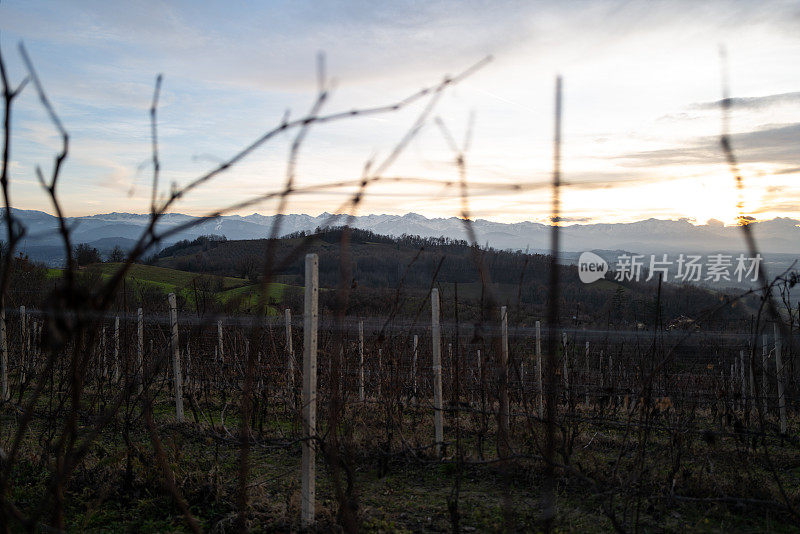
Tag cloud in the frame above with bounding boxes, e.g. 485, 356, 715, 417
616, 122, 800, 168
559, 216, 593, 223
750, 202, 800, 215
692, 92, 800, 111
4, 0, 800, 223
6, 0, 800, 94
563, 170, 684, 190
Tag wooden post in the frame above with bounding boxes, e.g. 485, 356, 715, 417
185, 342, 192, 392
101, 326, 107, 379
774, 323, 786, 434
377, 348, 383, 399
137, 308, 143, 394
358, 319, 365, 402
448, 342, 453, 394
411, 334, 418, 404
114, 316, 120, 382
217, 319, 225, 363
338, 345, 344, 400
761, 334, 769, 416
562, 332, 569, 398
301, 254, 318, 528
168, 293, 184, 423
29, 321, 36, 370
256, 346, 263, 391
599, 350, 604, 389
749, 348, 755, 417
243, 340, 249, 393
536, 320, 543, 419
285, 309, 294, 401
500, 305, 510, 435
19, 305, 26, 384
612, 355, 618, 403
1, 305, 7, 401
25, 315, 31, 371
739, 350, 746, 412
475, 348, 481, 406
431, 288, 444, 457
730, 363, 734, 408
29, 320, 34, 369
584, 341, 590, 406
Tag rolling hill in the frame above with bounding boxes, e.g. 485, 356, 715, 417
148, 228, 758, 329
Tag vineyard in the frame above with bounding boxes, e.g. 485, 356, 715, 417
1, 12, 799, 531
1, 253, 798, 531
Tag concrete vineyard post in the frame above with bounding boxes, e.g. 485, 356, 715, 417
562, 332, 569, 398
337, 345, 343, 400
536, 320, 543, 419
500, 306, 510, 435
377, 348, 382, 399
731, 354, 742, 409
448, 343, 453, 400
217, 319, 225, 363
168, 293, 184, 423
774, 323, 786, 434
739, 350, 746, 412
359, 319, 365, 402
599, 350, 604, 389
1, 305, 7, 401
20, 306, 25, 384
114, 316, 120, 382
749, 348, 755, 418
301, 254, 318, 528
186, 343, 192, 392
101, 326, 107, 380
761, 334, 769, 416
411, 334, 418, 404
730, 364, 735, 407
285, 309, 294, 404
137, 308, 143, 394
431, 288, 444, 457
584, 341, 590, 406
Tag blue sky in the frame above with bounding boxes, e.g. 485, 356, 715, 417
2, 0, 800, 224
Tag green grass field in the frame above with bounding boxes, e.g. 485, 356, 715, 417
94, 263, 248, 290
49, 263, 297, 312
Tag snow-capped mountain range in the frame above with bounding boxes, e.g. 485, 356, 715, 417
2, 209, 799, 266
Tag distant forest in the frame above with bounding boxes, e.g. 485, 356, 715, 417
150, 227, 756, 330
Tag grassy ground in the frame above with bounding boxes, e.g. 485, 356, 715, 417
93, 263, 248, 291
2, 384, 798, 532
217, 283, 288, 309
47, 263, 295, 313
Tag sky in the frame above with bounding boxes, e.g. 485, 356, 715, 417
1, 0, 799, 225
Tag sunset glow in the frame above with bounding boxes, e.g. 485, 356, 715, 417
1, 0, 799, 226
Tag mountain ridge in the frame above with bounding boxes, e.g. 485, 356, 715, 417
1, 208, 799, 266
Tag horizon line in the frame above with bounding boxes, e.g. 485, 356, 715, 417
2, 207, 799, 229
